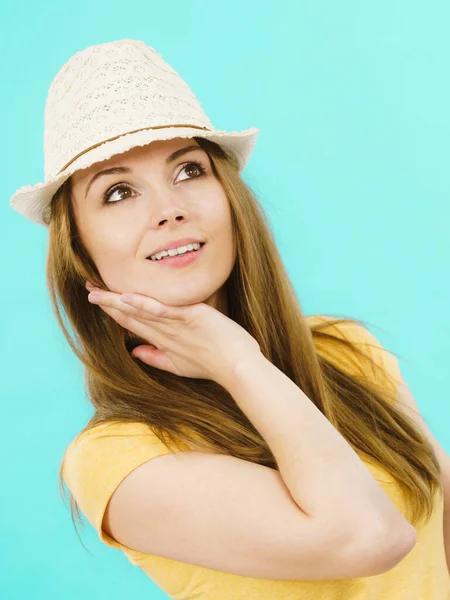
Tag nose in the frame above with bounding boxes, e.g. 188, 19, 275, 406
158, 213, 186, 226
154, 203, 190, 227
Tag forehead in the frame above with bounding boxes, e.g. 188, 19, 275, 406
71, 137, 202, 185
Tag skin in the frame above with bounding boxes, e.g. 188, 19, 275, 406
70, 137, 236, 316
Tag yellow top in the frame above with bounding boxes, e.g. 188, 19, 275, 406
62, 315, 450, 599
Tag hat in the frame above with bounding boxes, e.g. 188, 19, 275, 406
9, 38, 260, 228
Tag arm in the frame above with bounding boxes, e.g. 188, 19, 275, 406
219, 352, 416, 561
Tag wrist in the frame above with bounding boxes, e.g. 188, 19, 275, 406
215, 349, 267, 389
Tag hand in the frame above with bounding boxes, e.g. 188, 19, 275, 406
85, 284, 261, 384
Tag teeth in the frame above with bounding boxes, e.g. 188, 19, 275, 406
150, 242, 201, 261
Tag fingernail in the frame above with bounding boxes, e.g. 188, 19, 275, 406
86, 282, 96, 291
88, 292, 102, 302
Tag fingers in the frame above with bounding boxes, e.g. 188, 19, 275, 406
97, 303, 159, 344
88, 290, 170, 323
121, 293, 176, 320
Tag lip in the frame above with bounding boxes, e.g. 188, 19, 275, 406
147, 242, 206, 268
148, 238, 204, 257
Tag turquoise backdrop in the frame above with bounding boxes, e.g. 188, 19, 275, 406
2, 1, 449, 598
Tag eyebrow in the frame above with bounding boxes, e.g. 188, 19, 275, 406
84, 144, 205, 199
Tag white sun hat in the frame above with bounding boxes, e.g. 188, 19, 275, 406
9, 38, 260, 228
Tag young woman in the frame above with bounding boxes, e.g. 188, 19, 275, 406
10, 38, 449, 599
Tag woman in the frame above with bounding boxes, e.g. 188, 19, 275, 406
10, 38, 448, 599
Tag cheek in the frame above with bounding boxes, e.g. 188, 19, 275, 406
214, 203, 236, 266
85, 225, 136, 279
221, 201, 235, 244
208, 190, 233, 232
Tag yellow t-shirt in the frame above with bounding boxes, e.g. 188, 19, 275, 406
62, 315, 450, 600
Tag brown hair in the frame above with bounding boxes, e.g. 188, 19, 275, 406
47, 137, 441, 550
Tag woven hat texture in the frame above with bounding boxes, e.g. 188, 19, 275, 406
9, 38, 260, 227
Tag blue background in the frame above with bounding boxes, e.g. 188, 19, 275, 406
2, 1, 449, 598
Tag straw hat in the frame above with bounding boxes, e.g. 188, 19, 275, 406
9, 38, 260, 228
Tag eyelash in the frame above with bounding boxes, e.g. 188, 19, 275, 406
102, 160, 207, 205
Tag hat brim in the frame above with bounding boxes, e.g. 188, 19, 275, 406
10, 126, 260, 228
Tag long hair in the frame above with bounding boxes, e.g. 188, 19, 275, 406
47, 137, 441, 549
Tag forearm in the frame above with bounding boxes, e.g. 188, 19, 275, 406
221, 352, 414, 535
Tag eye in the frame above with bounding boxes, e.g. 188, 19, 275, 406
102, 161, 207, 205
102, 183, 135, 205
176, 160, 207, 183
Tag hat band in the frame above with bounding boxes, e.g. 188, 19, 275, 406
56, 123, 212, 175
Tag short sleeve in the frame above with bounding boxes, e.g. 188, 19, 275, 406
62, 421, 191, 553
308, 314, 402, 399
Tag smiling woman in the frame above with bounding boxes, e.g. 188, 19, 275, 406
8, 38, 449, 600
68, 137, 236, 312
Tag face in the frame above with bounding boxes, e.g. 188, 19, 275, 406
70, 137, 236, 314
